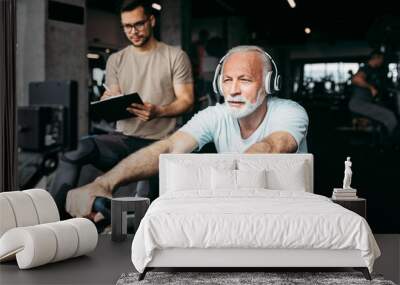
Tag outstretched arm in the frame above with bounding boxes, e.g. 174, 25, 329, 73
97, 130, 197, 191
66, 131, 198, 217
244, 131, 298, 154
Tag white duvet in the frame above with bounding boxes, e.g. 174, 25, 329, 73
131, 190, 380, 273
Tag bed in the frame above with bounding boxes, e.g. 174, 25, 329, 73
131, 154, 380, 280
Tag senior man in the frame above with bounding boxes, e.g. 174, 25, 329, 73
66, 45, 309, 217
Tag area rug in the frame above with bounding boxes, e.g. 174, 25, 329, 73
116, 271, 396, 285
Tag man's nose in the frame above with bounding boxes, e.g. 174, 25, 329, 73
228, 80, 240, 96
128, 28, 140, 35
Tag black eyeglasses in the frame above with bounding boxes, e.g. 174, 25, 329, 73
121, 18, 149, 32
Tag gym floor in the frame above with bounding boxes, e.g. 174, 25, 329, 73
0, 235, 399, 285
0, 235, 134, 285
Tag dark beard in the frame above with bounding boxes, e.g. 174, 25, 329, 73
132, 29, 153, 47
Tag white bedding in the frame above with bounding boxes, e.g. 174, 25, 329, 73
131, 190, 380, 273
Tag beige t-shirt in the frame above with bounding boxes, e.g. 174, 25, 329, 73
105, 42, 193, 139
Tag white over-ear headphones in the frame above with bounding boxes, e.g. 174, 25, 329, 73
212, 49, 281, 96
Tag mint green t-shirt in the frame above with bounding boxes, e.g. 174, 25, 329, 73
179, 96, 309, 153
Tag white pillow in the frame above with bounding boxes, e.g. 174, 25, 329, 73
211, 168, 236, 190
266, 165, 306, 191
238, 158, 308, 192
166, 159, 236, 192
236, 169, 267, 189
167, 162, 210, 191
211, 168, 267, 190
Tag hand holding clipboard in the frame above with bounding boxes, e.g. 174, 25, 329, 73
101, 83, 122, 100
90, 85, 144, 122
126, 101, 161, 122
104, 83, 162, 122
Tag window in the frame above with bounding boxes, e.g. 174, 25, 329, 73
388, 63, 399, 85
304, 62, 359, 84
299, 62, 360, 97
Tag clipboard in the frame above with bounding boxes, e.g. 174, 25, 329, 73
90, 92, 144, 122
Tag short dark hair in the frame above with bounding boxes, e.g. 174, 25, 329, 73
369, 49, 384, 60
120, 0, 153, 16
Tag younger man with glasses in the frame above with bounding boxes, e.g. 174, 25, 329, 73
50, 0, 194, 219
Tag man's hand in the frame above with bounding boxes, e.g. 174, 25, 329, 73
100, 90, 113, 101
100, 83, 122, 101
100, 90, 119, 101
65, 179, 112, 218
127, 102, 161, 121
245, 131, 298, 154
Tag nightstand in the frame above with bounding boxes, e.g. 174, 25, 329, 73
111, 197, 150, 242
331, 197, 366, 219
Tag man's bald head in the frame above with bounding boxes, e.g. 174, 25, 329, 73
221, 46, 272, 91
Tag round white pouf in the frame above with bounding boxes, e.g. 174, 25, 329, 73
42, 221, 79, 262
0, 195, 17, 237
24, 189, 60, 224
0, 191, 39, 227
65, 218, 98, 257
0, 226, 57, 269
0, 218, 98, 269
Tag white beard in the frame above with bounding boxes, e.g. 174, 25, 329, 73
224, 90, 266, 119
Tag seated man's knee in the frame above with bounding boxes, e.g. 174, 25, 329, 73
136, 179, 158, 201
62, 137, 99, 165
135, 180, 149, 198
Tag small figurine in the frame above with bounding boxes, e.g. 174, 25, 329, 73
342, 157, 353, 189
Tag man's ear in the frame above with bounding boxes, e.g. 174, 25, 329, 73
150, 15, 156, 28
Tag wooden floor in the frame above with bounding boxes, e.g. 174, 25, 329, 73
0, 234, 398, 285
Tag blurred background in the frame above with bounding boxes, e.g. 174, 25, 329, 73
14, 0, 400, 234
